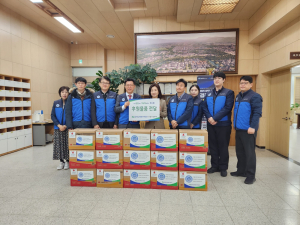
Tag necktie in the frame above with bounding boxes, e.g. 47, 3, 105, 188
128, 95, 132, 100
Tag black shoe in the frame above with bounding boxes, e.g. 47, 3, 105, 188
207, 167, 220, 174
230, 171, 246, 177
220, 170, 227, 177
244, 177, 256, 184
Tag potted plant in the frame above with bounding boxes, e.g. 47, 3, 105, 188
90, 70, 123, 94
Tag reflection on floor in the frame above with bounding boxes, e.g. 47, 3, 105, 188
0, 144, 300, 224
289, 126, 300, 163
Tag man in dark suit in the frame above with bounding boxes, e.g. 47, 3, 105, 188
114, 78, 141, 129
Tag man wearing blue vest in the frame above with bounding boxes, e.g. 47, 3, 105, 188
65, 77, 94, 129
91, 76, 118, 129
167, 79, 193, 129
231, 76, 262, 185
114, 78, 141, 129
203, 72, 234, 177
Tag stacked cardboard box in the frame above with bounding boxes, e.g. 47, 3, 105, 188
69, 129, 97, 187
178, 130, 208, 191
95, 129, 124, 188
123, 129, 151, 188
150, 129, 179, 190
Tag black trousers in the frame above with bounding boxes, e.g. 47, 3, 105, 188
235, 130, 257, 178
207, 125, 231, 170
98, 122, 115, 128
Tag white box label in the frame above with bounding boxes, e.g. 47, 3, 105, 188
184, 153, 206, 169
97, 169, 103, 176
180, 133, 187, 140
104, 135, 120, 146
151, 151, 158, 158
77, 171, 94, 181
157, 171, 178, 186
130, 133, 150, 148
77, 151, 94, 161
180, 152, 185, 159
104, 172, 120, 182
102, 153, 119, 164
186, 136, 204, 147
124, 131, 130, 138
151, 133, 158, 140
97, 150, 103, 157
96, 132, 103, 138
71, 169, 77, 175
69, 131, 76, 138
76, 135, 93, 146
124, 151, 150, 165
155, 152, 177, 167
155, 134, 176, 148
70, 150, 77, 157
128, 170, 150, 184
180, 172, 185, 178
184, 173, 206, 189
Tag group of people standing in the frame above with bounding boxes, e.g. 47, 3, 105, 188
51, 72, 262, 185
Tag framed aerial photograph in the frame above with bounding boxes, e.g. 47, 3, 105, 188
135, 29, 239, 75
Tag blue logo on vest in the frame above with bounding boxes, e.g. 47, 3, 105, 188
104, 136, 110, 142
157, 154, 164, 162
78, 153, 83, 158
103, 154, 109, 160
105, 173, 110, 179
156, 136, 164, 143
131, 172, 138, 179
131, 152, 138, 160
188, 137, 193, 142
78, 172, 84, 178
185, 175, 193, 183
131, 135, 138, 142
56, 104, 59, 107
158, 173, 165, 180
185, 155, 193, 163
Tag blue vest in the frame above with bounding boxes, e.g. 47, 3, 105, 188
53, 99, 66, 130
118, 93, 140, 125
169, 93, 191, 127
93, 91, 116, 123
234, 90, 256, 130
192, 95, 202, 129
71, 94, 92, 122
206, 88, 230, 122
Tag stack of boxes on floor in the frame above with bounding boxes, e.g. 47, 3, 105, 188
68, 128, 208, 191
178, 130, 208, 191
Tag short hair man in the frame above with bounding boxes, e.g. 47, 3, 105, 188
231, 76, 262, 184
114, 78, 141, 129
167, 78, 193, 129
91, 76, 118, 129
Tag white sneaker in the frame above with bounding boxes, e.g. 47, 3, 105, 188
57, 162, 64, 170
64, 161, 69, 170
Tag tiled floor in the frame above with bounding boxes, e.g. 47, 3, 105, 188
289, 126, 300, 163
1, 145, 300, 225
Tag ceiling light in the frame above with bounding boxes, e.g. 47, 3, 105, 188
106, 35, 115, 38
199, 0, 240, 15
30, 0, 43, 2
54, 17, 81, 33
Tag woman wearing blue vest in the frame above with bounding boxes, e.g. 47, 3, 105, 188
189, 84, 204, 129
65, 77, 95, 129
51, 86, 70, 170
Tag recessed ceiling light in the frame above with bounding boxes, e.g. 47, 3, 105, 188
106, 35, 115, 38
30, 0, 43, 3
54, 17, 81, 33
199, 0, 240, 15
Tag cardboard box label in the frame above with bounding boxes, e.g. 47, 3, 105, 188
153, 134, 176, 149
70, 151, 77, 157
186, 136, 204, 147
130, 133, 150, 148
69, 131, 76, 138
96, 132, 103, 138
78, 171, 94, 182
104, 172, 121, 182
76, 135, 93, 146
124, 170, 150, 185
103, 135, 120, 146
180, 133, 187, 140
152, 171, 178, 186
124, 151, 150, 166
183, 153, 205, 169
152, 151, 177, 168
97, 169, 103, 175
184, 173, 206, 189
103, 153, 119, 164
71, 169, 77, 175
77, 151, 94, 162
97, 150, 103, 157
124, 131, 130, 138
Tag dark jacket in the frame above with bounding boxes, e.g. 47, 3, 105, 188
65, 87, 95, 129
167, 92, 193, 129
203, 87, 234, 127
234, 89, 262, 131
114, 93, 142, 125
191, 95, 204, 129
51, 98, 67, 130
91, 90, 118, 127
